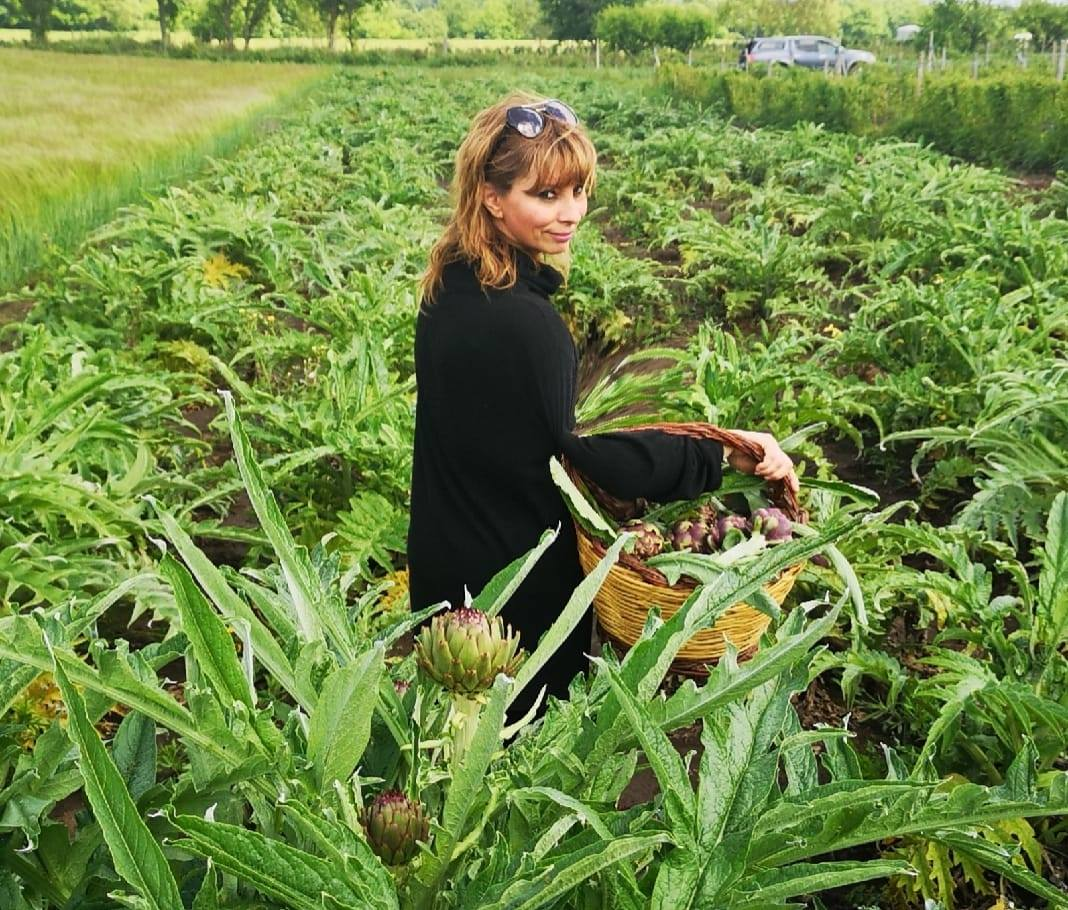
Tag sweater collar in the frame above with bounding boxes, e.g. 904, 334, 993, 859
515, 249, 564, 299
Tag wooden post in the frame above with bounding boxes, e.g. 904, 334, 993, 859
1058, 39, 1067, 81
972, 53, 979, 78
941, 45, 947, 70
928, 30, 935, 69
916, 51, 925, 94
595, 38, 600, 69
653, 45, 660, 68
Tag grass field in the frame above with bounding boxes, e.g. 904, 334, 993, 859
0, 47, 326, 292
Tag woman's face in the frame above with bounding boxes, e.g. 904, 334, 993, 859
481, 170, 588, 256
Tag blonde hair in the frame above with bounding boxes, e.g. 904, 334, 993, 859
420, 91, 598, 306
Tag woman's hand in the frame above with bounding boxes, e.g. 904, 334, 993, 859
723, 430, 799, 494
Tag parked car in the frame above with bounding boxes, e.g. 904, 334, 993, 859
739, 36, 876, 74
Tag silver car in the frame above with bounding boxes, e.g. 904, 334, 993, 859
740, 36, 876, 74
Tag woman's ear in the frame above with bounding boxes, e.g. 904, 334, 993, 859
481, 183, 505, 220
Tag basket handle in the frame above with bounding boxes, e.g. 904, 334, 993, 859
619, 421, 803, 521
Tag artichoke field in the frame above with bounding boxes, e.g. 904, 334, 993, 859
0, 62, 1065, 910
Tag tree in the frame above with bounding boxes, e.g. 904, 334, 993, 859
596, 3, 648, 55
1012, 0, 1068, 50
923, 0, 1005, 53
654, 5, 715, 62
539, 0, 638, 41
318, 0, 374, 48
155, 0, 180, 49
236, 0, 269, 46
18, 0, 52, 41
719, 0, 843, 38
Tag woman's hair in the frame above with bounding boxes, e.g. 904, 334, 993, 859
419, 91, 597, 306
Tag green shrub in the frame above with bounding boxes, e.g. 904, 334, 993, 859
661, 64, 1068, 170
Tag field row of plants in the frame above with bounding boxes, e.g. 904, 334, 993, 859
661, 63, 1068, 172
0, 64, 1066, 908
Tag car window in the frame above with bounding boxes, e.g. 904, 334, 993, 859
817, 40, 838, 56
794, 39, 818, 52
757, 40, 785, 51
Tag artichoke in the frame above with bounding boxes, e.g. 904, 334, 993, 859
716, 514, 751, 549
393, 678, 411, 697
621, 519, 665, 559
752, 507, 792, 542
415, 607, 524, 695
363, 790, 429, 866
669, 518, 710, 553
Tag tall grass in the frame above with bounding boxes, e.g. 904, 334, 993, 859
0, 48, 326, 294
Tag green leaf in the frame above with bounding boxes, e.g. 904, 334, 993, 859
221, 391, 331, 648
593, 657, 696, 841
152, 505, 313, 710
160, 554, 255, 712
112, 711, 157, 803
307, 643, 384, 792
1037, 491, 1068, 651
730, 860, 910, 906
171, 813, 392, 910
549, 456, 615, 538
48, 646, 183, 910
479, 833, 673, 910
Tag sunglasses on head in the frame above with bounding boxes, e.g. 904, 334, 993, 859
504, 99, 579, 138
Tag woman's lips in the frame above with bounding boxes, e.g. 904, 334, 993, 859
549, 232, 573, 242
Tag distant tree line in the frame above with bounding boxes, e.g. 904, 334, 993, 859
3, 0, 1066, 57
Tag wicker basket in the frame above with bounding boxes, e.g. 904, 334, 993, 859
568, 422, 805, 678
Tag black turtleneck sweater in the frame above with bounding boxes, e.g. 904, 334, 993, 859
407, 249, 724, 708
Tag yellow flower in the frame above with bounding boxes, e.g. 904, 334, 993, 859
822, 323, 843, 338
202, 252, 250, 288
379, 569, 410, 613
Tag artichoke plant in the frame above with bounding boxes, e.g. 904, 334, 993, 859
621, 519, 665, 559
752, 507, 792, 542
415, 607, 524, 696
363, 790, 429, 866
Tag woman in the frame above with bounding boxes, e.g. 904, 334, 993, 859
407, 92, 798, 715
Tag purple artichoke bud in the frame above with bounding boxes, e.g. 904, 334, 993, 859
752, 507, 792, 542
393, 679, 410, 697
621, 519, 665, 559
715, 514, 751, 550
696, 503, 719, 526
810, 553, 831, 569
669, 518, 709, 553
363, 790, 429, 866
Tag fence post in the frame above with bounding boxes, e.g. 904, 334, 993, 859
972, 53, 979, 79
595, 38, 600, 69
927, 31, 935, 69
916, 51, 925, 94
941, 46, 947, 70
1058, 39, 1067, 81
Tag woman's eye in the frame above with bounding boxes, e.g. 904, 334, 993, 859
539, 189, 556, 200
575, 185, 585, 197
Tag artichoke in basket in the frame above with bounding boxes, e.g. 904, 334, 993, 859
669, 517, 711, 553
621, 519, 665, 559
716, 514, 751, 549
415, 607, 524, 696
752, 507, 792, 542
363, 790, 429, 866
